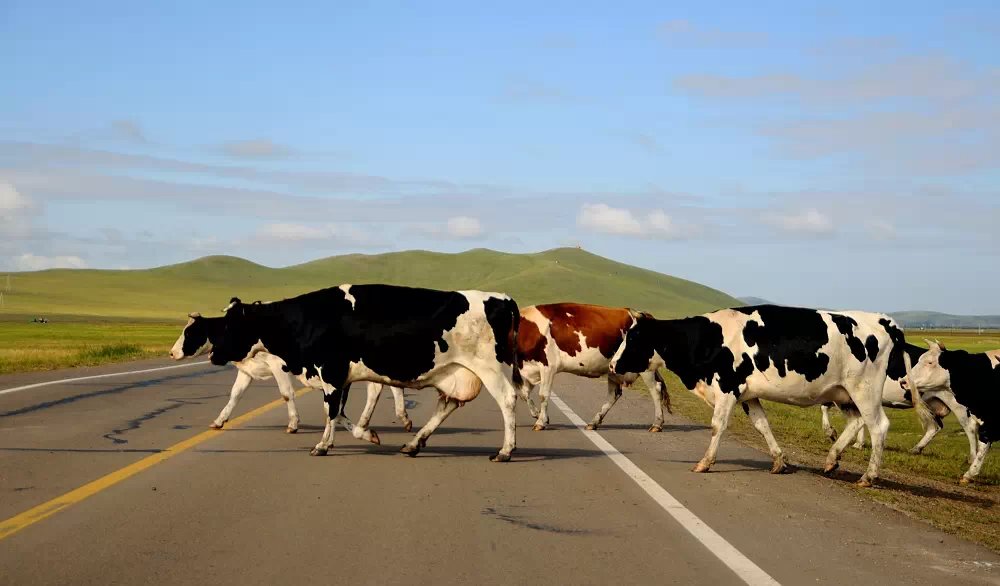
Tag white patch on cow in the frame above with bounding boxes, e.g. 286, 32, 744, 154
339, 284, 356, 309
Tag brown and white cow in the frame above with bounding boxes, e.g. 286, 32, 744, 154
517, 303, 669, 432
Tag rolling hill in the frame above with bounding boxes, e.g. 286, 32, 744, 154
0, 248, 741, 322
889, 311, 1000, 330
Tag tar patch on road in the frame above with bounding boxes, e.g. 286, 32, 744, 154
481, 507, 594, 536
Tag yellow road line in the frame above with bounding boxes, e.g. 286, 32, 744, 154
0, 388, 313, 541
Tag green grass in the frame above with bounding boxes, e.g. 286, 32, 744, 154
648, 334, 1000, 552
0, 322, 179, 374
0, 247, 739, 321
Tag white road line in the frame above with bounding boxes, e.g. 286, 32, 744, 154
0, 361, 213, 396
549, 393, 781, 586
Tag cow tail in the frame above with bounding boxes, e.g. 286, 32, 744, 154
508, 299, 523, 388
654, 369, 672, 414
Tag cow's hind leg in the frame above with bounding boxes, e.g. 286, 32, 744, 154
310, 383, 353, 456
532, 370, 556, 431
587, 378, 623, 431
960, 440, 992, 485
389, 386, 413, 432
273, 371, 300, 433
693, 390, 737, 473
400, 393, 459, 457
350, 382, 383, 445
852, 426, 866, 450
823, 404, 864, 476
212, 370, 253, 429
743, 399, 787, 473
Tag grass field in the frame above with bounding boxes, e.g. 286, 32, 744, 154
649, 331, 1000, 552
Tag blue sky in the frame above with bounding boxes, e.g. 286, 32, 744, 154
2, 1, 998, 313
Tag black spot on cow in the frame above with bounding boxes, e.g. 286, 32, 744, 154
739, 305, 831, 381
830, 313, 867, 363
484, 295, 522, 386
864, 336, 880, 362
437, 339, 448, 353
938, 350, 1000, 443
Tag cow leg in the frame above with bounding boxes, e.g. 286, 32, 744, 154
823, 405, 865, 476
310, 383, 353, 456
350, 382, 383, 445
743, 399, 787, 473
479, 369, 518, 462
820, 404, 838, 442
273, 370, 300, 434
389, 386, 413, 432
852, 426, 866, 450
852, 386, 890, 487
532, 371, 556, 431
400, 394, 460, 456
908, 394, 946, 455
517, 378, 540, 419
960, 440, 992, 485
587, 378, 623, 431
639, 371, 665, 432
693, 391, 737, 473
211, 370, 254, 429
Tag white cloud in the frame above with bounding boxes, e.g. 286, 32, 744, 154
0, 182, 38, 239
763, 209, 835, 236
15, 253, 88, 271
445, 216, 483, 239
220, 139, 293, 159
577, 203, 692, 239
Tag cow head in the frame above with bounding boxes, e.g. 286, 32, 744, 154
907, 340, 951, 393
208, 298, 261, 366
169, 313, 217, 360
610, 317, 657, 376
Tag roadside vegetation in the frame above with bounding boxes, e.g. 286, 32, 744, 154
649, 331, 1000, 552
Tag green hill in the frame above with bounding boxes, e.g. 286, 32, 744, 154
0, 248, 740, 322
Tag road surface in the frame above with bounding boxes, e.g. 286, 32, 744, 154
1, 359, 998, 585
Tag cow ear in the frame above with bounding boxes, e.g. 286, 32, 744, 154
187, 312, 201, 319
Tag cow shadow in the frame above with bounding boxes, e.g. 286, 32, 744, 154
800, 467, 996, 506
670, 457, 791, 474
318, 443, 605, 462
591, 422, 707, 433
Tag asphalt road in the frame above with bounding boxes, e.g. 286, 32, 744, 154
1, 359, 998, 585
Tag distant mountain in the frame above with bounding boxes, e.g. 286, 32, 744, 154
889, 311, 1000, 330
738, 296, 773, 306
2, 248, 741, 321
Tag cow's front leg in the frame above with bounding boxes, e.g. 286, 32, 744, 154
587, 378, 623, 430
820, 404, 838, 442
743, 399, 787, 473
310, 382, 351, 456
823, 405, 865, 476
693, 390, 737, 473
401, 394, 459, 456
273, 370, 300, 433
212, 370, 254, 429
639, 371, 665, 432
960, 440, 991, 485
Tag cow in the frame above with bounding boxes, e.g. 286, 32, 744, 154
516, 303, 670, 432
904, 342, 1000, 484
168, 313, 413, 437
819, 342, 976, 457
207, 284, 522, 461
609, 305, 919, 487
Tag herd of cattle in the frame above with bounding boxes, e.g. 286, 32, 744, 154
169, 283, 999, 487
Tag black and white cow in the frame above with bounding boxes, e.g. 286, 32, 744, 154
207, 284, 522, 461
169, 314, 413, 437
906, 342, 1000, 484
820, 342, 976, 457
610, 305, 917, 487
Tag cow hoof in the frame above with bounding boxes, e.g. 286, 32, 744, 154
400, 444, 420, 457
490, 452, 511, 463
368, 429, 380, 445
692, 462, 711, 473
209, 422, 224, 430
309, 447, 328, 457
959, 477, 971, 486
648, 425, 662, 433
286, 427, 298, 434
908, 447, 922, 455
585, 423, 598, 431
771, 461, 787, 474
826, 430, 838, 443
857, 477, 874, 488
852, 443, 865, 450
532, 424, 545, 431
822, 462, 839, 476
403, 420, 413, 433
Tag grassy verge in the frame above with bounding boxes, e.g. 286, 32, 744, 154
0, 322, 181, 375
643, 331, 1000, 552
